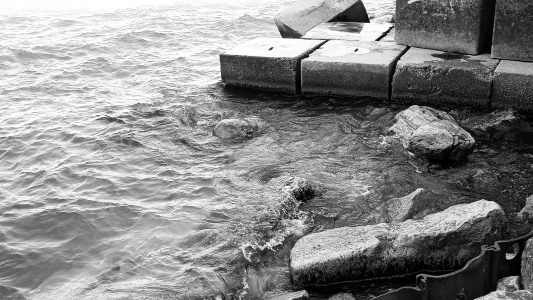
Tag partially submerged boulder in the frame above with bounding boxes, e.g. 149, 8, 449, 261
474, 290, 533, 300
389, 105, 475, 161
328, 293, 356, 300
290, 200, 506, 285
518, 195, 533, 222
213, 117, 262, 141
497, 276, 523, 293
459, 109, 520, 140
268, 290, 309, 300
274, 0, 369, 38
376, 188, 437, 223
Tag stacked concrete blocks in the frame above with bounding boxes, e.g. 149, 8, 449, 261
220, 38, 325, 94
301, 40, 407, 100
392, 48, 499, 107
302, 22, 393, 41
492, 0, 533, 62
492, 60, 533, 112
274, 0, 369, 38
395, 0, 496, 55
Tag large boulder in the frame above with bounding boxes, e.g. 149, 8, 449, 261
213, 117, 262, 141
517, 195, 533, 222
274, 0, 369, 38
290, 200, 506, 285
522, 238, 533, 291
389, 105, 475, 161
474, 290, 533, 300
376, 188, 437, 223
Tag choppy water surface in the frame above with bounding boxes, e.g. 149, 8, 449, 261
1, 1, 533, 299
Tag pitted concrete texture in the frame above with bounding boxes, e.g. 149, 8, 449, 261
274, 0, 369, 39
302, 22, 392, 41
391, 47, 499, 107
301, 40, 407, 100
220, 38, 325, 94
492, 60, 533, 112
395, 0, 495, 55
492, 0, 533, 62
290, 200, 506, 286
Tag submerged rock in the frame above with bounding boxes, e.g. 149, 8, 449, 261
460, 109, 520, 140
268, 290, 309, 300
497, 276, 523, 292
213, 117, 262, 140
474, 290, 533, 300
376, 188, 437, 223
328, 293, 356, 300
521, 238, 533, 291
389, 105, 475, 161
290, 200, 506, 285
518, 195, 533, 222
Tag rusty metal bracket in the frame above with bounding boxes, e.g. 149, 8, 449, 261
373, 229, 533, 300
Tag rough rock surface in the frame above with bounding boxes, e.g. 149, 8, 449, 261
389, 105, 475, 161
376, 188, 437, 223
497, 276, 523, 292
459, 109, 520, 140
269, 290, 309, 300
522, 238, 533, 291
474, 290, 533, 300
518, 195, 533, 222
290, 200, 506, 285
213, 118, 262, 141
328, 293, 356, 300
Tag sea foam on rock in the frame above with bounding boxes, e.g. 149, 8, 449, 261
389, 105, 475, 161
213, 117, 262, 141
290, 200, 505, 286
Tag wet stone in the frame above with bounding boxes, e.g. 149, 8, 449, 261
290, 200, 506, 286
268, 290, 309, 300
376, 188, 437, 223
518, 195, 533, 222
302, 22, 392, 41
497, 276, 523, 292
492, 0, 533, 62
220, 38, 325, 93
474, 290, 533, 300
213, 117, 262, 141
492, 60, 533, 112
395, 0, 495, 55
328, 293, 356, 300
301, 40, 407, 100
391, 47, 499, 107
274, 0, 369, 38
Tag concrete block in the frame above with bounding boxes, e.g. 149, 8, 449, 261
274, 0, 369, 38
220, 38, 325, 94
395, 0, 496, 55
391, 47, 499, 107
302, 22, 392, 41
492, 60, 533, 112
492, 0, 533, 62
379, 27, 395, 42
301, 40, 407, 100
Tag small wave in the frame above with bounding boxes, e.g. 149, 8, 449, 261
116, 32, 150, 45
11, 48, 71, 61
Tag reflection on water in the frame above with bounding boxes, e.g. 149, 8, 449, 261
0, 0, 532, 299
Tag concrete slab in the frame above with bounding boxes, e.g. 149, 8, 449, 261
301, 40, 407, 100
274, 0, 369, 39
220, 38, 325, 94
492, 60, 533, 112
378, 27, 395, 42
302, 22, 392, 41
492, 0, 533, 62
395, 0, 496, 55
391, 47, 499, 107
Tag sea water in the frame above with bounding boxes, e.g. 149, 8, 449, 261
1, 0, 533, 299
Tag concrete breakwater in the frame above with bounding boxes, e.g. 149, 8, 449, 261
219, 0, 533, 112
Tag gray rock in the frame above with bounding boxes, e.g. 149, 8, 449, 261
268, 290, 308, 300
474, 290, 533, 300
268, 175, 317, 218
460, 109, 520, 140
389, 105, 475, 161
497, 276, 523, 292
522, 238, 533, 291
518, 195, 533, 222
377, 188, 436, 223
328, 293, 356, 300
290, 200, 506, 285
213, 117, 262, 141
